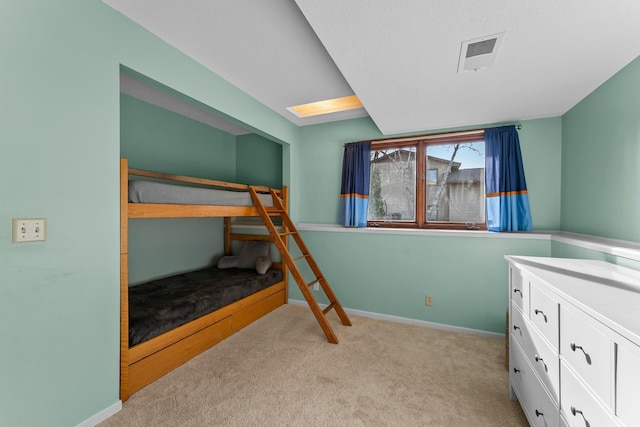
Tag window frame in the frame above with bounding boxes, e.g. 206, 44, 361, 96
367, 130, 487, 231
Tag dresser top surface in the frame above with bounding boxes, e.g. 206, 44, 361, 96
506, 256, 640, 345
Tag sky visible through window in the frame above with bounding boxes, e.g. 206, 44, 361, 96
427, 141, 484, 169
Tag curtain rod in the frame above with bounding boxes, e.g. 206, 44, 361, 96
344, 123, 522, 146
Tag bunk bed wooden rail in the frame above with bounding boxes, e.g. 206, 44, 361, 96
120, 158, 288, 401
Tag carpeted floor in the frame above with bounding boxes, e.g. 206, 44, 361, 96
100, 304, 527, 426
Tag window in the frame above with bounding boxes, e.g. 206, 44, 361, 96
368, 131, 485, 230
426, 169, 438, 184
369, 146, 416, 222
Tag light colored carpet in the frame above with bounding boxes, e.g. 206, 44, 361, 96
100, 304, 527, 426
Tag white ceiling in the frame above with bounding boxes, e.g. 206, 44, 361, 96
104, 0, 640, 136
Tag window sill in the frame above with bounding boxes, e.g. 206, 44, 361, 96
296, 223, 550, 239
553, 231, 640, 262
295, 225, 640, 262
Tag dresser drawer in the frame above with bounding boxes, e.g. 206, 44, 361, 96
510, 337, 528, 401
616, 340, 640, 426
511, 302, 559, 402
527, 320, 559, 403
510, 302, 527, 350
511, 266, 528, 312
560, 305, 613, 408
561, 362, 620, 427
512, 341, 559, 427
507, 256, 640, 427
529, 282, 559, 350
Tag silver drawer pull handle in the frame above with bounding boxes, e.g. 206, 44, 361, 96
535, 409, 544, 418
570, 342, 592, 365
534, 308, 548, 323
513, 288, 522, 296
534, 354, 548, 372
571, 406, 591, 427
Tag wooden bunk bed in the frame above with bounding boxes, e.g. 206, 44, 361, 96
120, 158, 289, 401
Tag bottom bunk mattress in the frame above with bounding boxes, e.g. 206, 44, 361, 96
129, 266, 283, 347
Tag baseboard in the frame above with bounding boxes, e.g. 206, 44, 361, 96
287, 299, 504, 339
76, 400, 122, 427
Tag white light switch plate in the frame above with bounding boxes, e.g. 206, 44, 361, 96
12, 218, 46, 243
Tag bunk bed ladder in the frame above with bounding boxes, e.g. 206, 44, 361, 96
249, 187, 351, 344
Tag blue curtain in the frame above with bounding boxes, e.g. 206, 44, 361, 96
485, 126, 532, 232
339, 142, 371, 227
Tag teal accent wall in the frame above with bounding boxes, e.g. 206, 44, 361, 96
237, 133, 283, 188
128, 218, 224, 285
293, 231, 550, 333
121, 93, 236, 283
121, 93, 237, 181
561, 56, 640, 241
518, 117, 563, 231
0, 2, 296, 426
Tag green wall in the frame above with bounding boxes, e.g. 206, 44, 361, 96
293, 231, 550, 333
121, 93, 237, 284
0, 2, 296, 426
518, 117, 563, 230
561, 56, 640, 241
237, 133, 283, 188
121, 93, 237, 181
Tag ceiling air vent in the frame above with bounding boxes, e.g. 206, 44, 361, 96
458, 32, 505, 73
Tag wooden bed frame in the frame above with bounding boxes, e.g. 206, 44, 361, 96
120, 158, 288, 401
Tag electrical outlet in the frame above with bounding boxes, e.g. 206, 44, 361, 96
12, 218, 47, 243
425, 295, 433, 306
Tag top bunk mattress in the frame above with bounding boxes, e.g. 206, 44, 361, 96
129, 179, 274, 207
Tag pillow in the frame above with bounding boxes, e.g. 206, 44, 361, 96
255, 255, 272, 275
217, 255, 238, 269
237, 240, 272, 274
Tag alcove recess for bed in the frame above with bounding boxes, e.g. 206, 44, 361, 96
120, 158, 351, 401
120, 158, 288, 400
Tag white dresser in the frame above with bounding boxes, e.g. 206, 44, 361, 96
506, 256, 640, 427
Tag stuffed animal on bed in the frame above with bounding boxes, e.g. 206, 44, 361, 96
217, 240, 272, 274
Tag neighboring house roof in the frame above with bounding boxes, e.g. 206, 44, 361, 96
371, 149, 414, 163
371, 151, 464, 169
447, 168, 483, 183
427, 155, 461, 170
